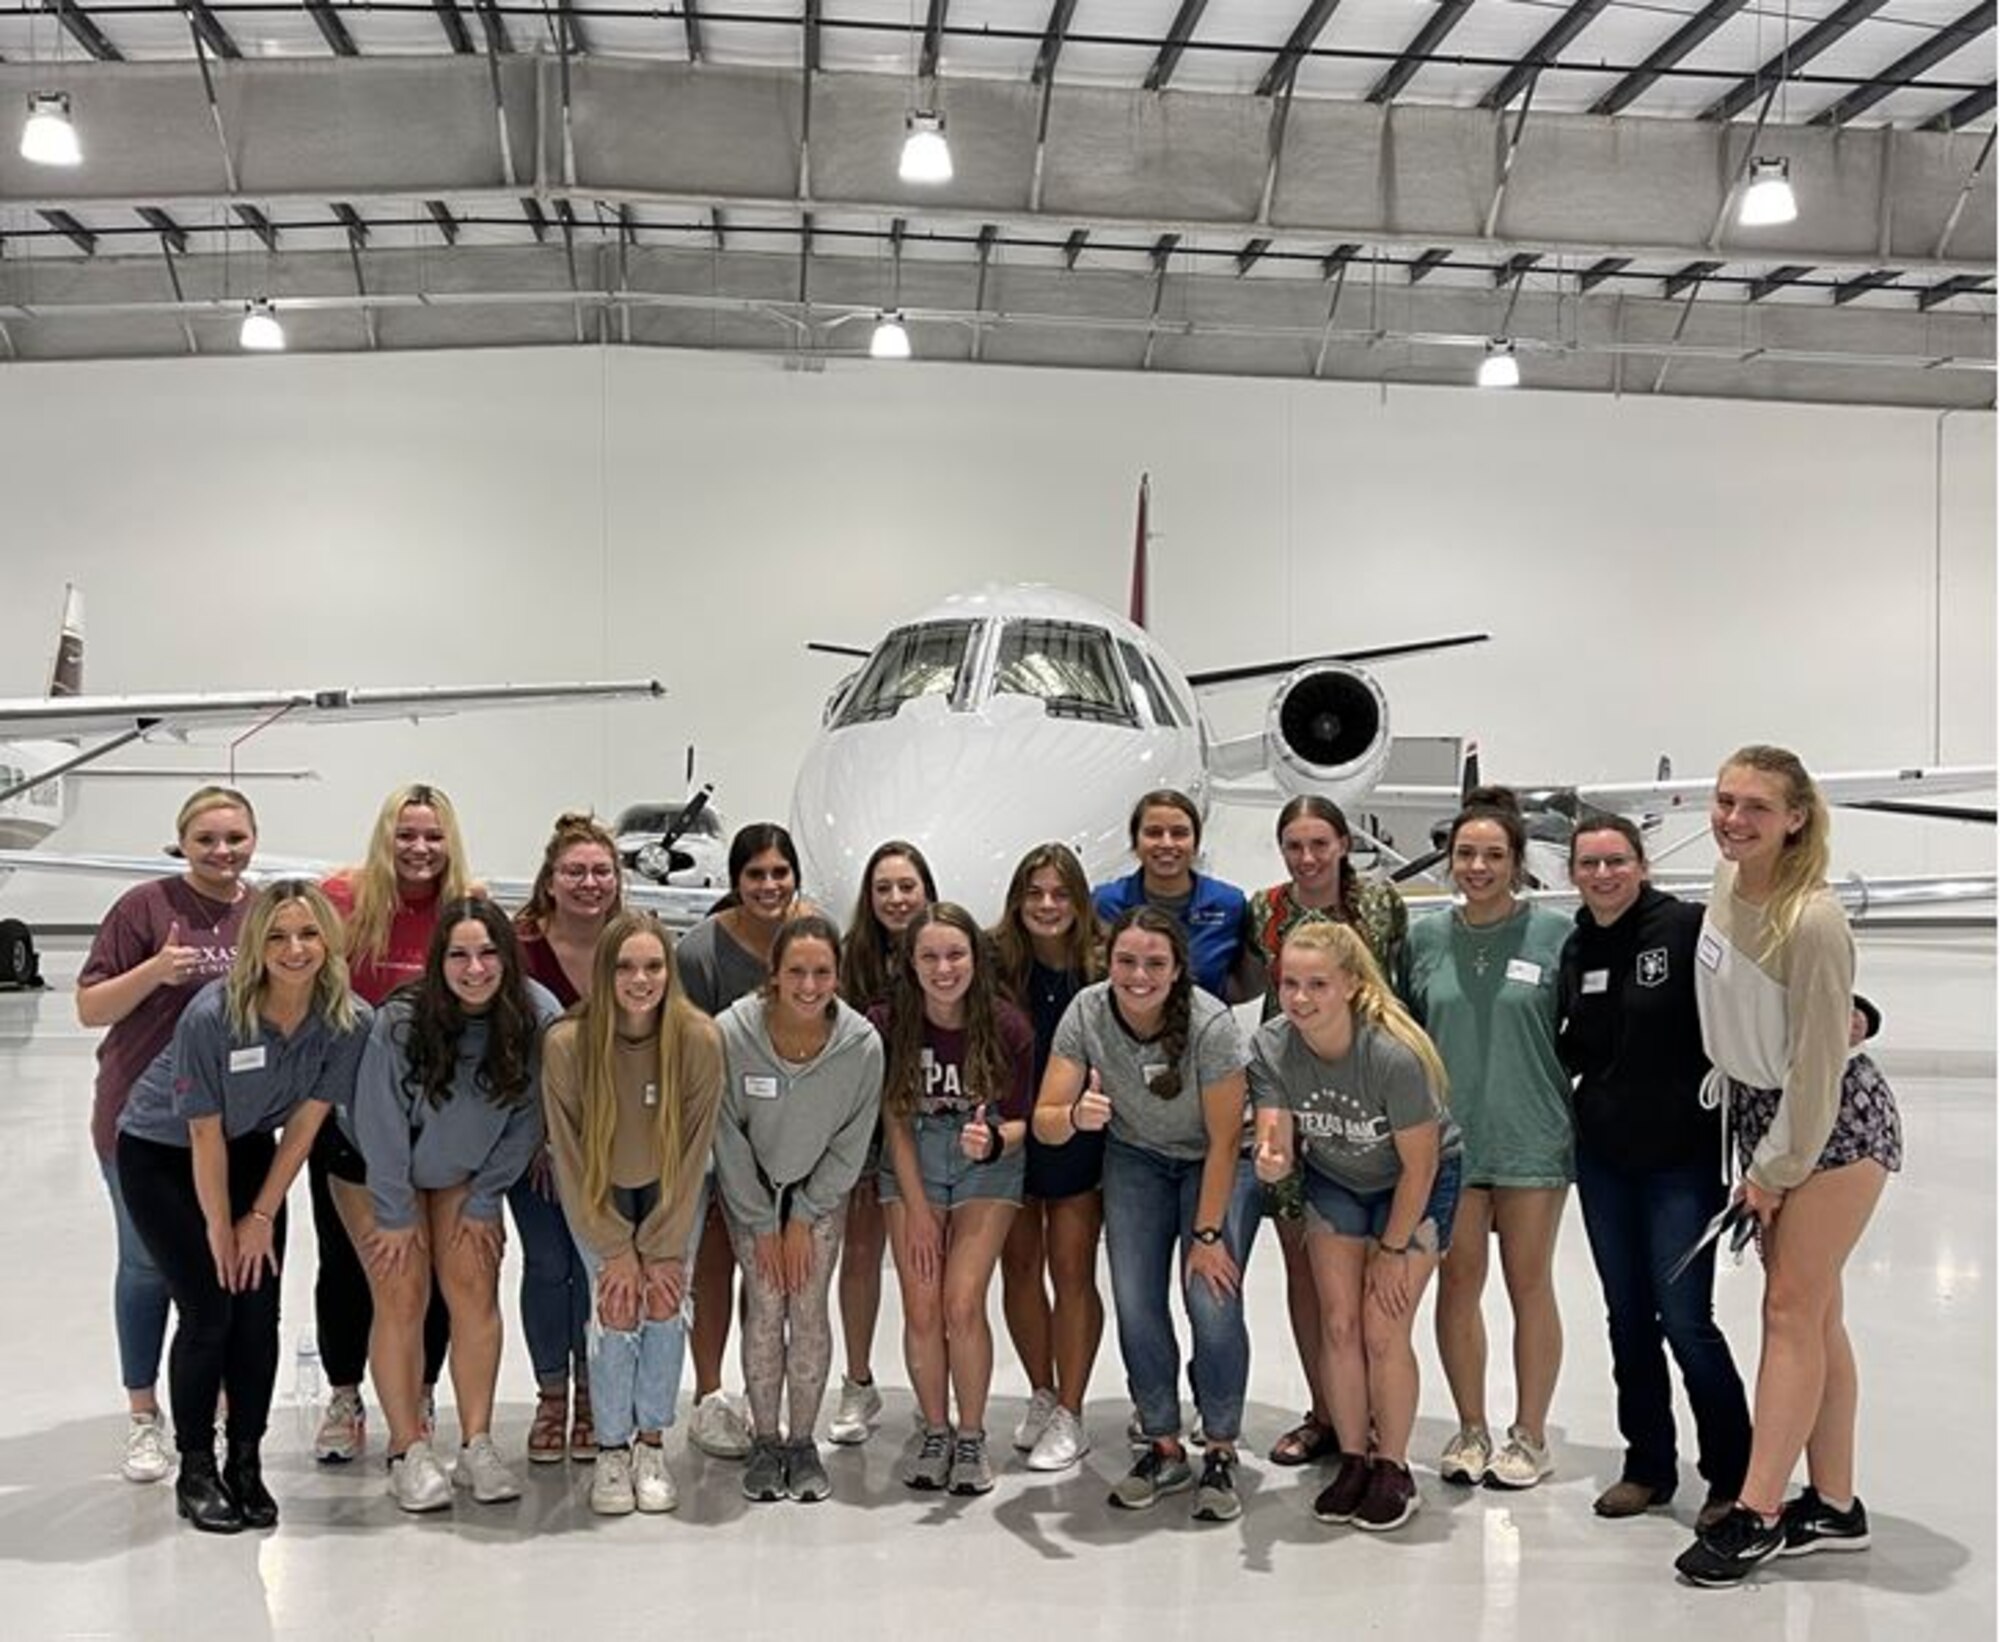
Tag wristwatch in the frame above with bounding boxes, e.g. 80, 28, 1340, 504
1191, 1226, 1223, 1246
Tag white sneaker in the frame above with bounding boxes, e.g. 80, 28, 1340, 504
452, 1434, 523, 1503
1484, 1425, 1554, 1490
688, 1391, 753, 1459
121, 1413, 173, 1483
828, 1376, 883, 1447
313, 1386, 366, 1463
589, 1447, 636, 1516
1013, 1387, 1059, 1453
1027, 1405, 1090, 1472
388, 1439, 453, 1512
632, 1441, 678, 1514
1438, 1424, 1492, 1486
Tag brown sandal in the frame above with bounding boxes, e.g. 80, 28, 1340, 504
1269, 1414, 1339, 1467
569, 1382, 595, 1461
528, 1387, 568, 1464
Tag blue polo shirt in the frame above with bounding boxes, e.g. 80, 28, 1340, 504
119, 981, 372, 1147
1091, 870, 1248, 1000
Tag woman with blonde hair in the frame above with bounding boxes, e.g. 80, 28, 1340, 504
309, 783, 471, 1463
1674, 747, 1900, 1587
544, 913, 723, 1516
1251, 920, 1460, 1532
114, 879, 370, 1532
78, 784, 258, 1485
510, 812, 625, 1463
993, 842, 1107, 1472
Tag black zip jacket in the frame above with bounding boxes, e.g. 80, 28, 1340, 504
1558, 885, 1718, 1173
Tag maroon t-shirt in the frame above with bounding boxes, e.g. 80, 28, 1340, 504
80, 877, 247, 1159
321, 874, 441, 1006
517, 931, 583, 1011
867, 999, 1037, 1121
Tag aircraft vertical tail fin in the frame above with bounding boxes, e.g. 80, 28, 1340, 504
48, 584, 83, 699
1129, 474, 1150, 629
1462, 740, 1481, 799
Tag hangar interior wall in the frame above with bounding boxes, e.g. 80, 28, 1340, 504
0, 345, 1991, 932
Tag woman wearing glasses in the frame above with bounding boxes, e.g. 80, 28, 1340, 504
1559, 815, 1748, 1529
509, 813, 626, 1463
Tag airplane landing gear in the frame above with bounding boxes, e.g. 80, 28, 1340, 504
0, 919, 43, 990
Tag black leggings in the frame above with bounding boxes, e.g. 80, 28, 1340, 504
116, 1129, 285, 1455
308, 1129, 450, 1389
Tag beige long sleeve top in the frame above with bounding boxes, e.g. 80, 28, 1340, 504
1695, 864, 1854, 1193
542, 1013, 723, 1263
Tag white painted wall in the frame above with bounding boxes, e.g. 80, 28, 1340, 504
0, 346, 1992, 930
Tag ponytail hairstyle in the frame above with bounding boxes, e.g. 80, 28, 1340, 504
1275, 794, 1361, 924
516, 811, 624, 937
882, 904, 1015, 1123
1719, 745, 1832, 961
1447, 785, 1529, 891
398, 896, 538, 1110
176, 784, 258, 843
225, 878, 356, 1041
344, 783, 473, 967
1127, 788, 1203, 850
839, 840, 936, 1009
1106, 905, 1194, 1100
991, 841, 1104, 1003
1567, 810, 1647, 871
766, 914, 845, 1016
1280, 920, 1448, 1101
572, 912, 706, 1211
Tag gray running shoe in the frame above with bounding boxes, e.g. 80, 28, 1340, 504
900, 1425, 954, 1492
948, 1431, 995, 1496
1109, 1444, 1195, 1511
741, 1437, 787, 1503
1192, 1449, 1242, 1522
786, 1439, 831, 1504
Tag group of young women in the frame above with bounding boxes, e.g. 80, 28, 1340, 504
80, 750, 1898, 1587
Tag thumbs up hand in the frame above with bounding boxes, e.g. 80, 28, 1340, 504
959, 1102, 995, 1163
154, 920, 201, 985
1254, 1132, 1292, 1185
1071, 1069, 1112, 1133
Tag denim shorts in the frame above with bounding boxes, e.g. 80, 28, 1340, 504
878, 1110, 1026, 1209
1301, 1152, 1463, 1254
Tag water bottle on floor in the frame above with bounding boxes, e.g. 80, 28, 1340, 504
295, 1334, 322, 1443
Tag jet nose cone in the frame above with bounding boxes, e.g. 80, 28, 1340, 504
790, 708, 1164, 929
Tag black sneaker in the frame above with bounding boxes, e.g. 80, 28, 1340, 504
1778, 1488, 1870, 1557
1312, 1453, 1372, 1524
1674, 1505, 1786, 1586
1191, 1449, 1241, 1523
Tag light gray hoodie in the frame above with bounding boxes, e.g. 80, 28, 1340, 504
714, 993, 882, 1237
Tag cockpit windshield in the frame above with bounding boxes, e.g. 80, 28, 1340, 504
991, 620, 1136, 726
832, 620, 977, 727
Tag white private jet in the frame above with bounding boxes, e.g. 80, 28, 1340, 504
790, 485, 1995, 925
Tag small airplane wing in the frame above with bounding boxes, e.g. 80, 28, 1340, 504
1569, 764, 1997, 817
0, 679, 665, 742
0, 850, 726, 933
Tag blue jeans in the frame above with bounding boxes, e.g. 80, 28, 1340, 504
1100, 1138, 1260, 1446
99, 1153, 173, 1393
1575, 1148, 1751, 1497
572, 1183, 701, 1449
509, 1170, 591, 1383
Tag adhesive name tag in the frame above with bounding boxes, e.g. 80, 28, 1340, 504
1503, 958, 1542, 986
229, 1045, 268, 1074
1581, 969, 1610, 995
1140, 1063, 1167, 1087
1697, 932, 1725, 972
743, 1075, 779, 1100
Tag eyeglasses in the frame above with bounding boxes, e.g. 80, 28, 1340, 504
555, 864, 618, 883
1574, 855, 1638, 874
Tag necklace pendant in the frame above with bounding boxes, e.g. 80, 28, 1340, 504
1472, 947, 1490, 979
643, 1081, 659, 1108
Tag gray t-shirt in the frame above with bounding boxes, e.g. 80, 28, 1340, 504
676, 917, 769, 1018
119, 981, 372, 1147
1050, 983, 1248, 1163
1247, 1017, 1459, 1194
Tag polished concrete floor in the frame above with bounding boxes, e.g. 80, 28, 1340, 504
0, 936, 1989, 1642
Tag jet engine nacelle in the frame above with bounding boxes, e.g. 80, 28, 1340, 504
1264, 663, 1394, 809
